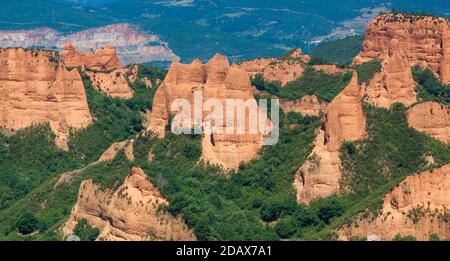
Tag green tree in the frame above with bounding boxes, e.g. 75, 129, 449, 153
73, 219, 100, 241
429, 233, 440, 241
275, 216, 298, 238
355, 60, 382, 85
16, 212, 39, 235
315, 197, 346, 224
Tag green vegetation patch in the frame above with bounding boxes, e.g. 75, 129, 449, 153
0, 151, 132, 240
251, 67, 352, 102
355, 60, 382, 85
340, 103, 450, 196
412, 66, 450, 105
73, 219, 100, 241
310, 36, 363, 67
0, 124, 81, 211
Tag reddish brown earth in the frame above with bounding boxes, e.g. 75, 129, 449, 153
61, 43, 122, 71
279, 95, 326, 117
148, 54, 265, 169
363, 48, 417, 108
237, 48, 310, 86
407, 101, 450, 144
85, 68, 134, 99
294, 72, 366, 204
338, 164, 450, 241
354, 13, 450, 85
313, 64, 346, 75
0, 48, 92, 149
61, 43, 134, 99
62, 167, 196, 241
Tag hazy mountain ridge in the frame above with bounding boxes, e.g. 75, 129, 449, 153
1, 0, 449, 62
0, 24, 178, 65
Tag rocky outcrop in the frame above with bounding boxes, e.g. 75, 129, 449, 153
294, 72, 366, 204
85, 68, 134, 99
148, 54, 264, 169
98, 140, 135, 162
354, 13, 450, 84
61, 43, 122, 71
62, 167, 196, 241
338, 164, 450, 241
0, 48, 92, 150
279, 95, 326, 117
238, 48, 310, 86
62, 43, 134, 99
407, 102, 450, 144
313, 64, 346, 75
125, 64, 160, 88
363, 48, 417, 108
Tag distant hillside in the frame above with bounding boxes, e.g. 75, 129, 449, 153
1, 0, 450, 62
310, 36, 364, 66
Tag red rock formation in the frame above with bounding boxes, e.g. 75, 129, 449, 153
61, 43, 122, 71
290, 48, 311, 63
61, 43, 134, 99
338, 164, 450, 241
354, 13, 450, 84
238, 48, 310, 86
407, 102, 450, 144
148, 54, 264, 169
294, 72, 366, 204
62, 167, 196, 241
364, 48, 417, 108
85, 68, 134, 99
313, 64, 346, 75
98, 140, 135, 162
279, 95, 326, 117
0, 48, 92, 149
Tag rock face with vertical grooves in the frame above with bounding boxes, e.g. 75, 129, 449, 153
354, 13, 450, 85
0, 48, 92, 149
294, 72, 366, 204
363, 48, 417, 108
338, 164, 450, 241
148, 54, 264, 169
62, 167, 196, 241
407, 101, 450, 144
61, 43, 133, 99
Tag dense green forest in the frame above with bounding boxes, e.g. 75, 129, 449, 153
412, 67, 450, 105
309, 36, 364, 67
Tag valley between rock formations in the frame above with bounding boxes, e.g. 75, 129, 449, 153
0, 12, 449, 241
